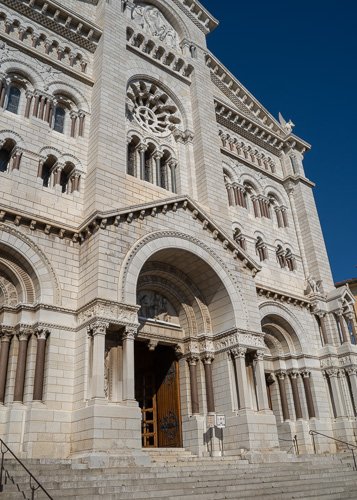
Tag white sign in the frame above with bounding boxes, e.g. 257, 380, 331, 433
216, 414, 226, 428
207, 415, 215, 428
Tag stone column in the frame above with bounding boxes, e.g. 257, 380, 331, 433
318, 313, 329, 345
88, 321, 108, 400
326, 369, 345, 418
78, 112, 85, 137
187, 355, 200, 415
301, 370, 316, 418
169, 159, 177, 193
13, 329, 31, 403
24, 90, 33, 118
346, 368, 357, 415
276, 371, 290, 421
70, 111, 77, 138
202, 354, 215, 413
122, 326, 137, 402
254, 351, 270, 411
337, 313, 350, 344
231, 347, 250, 410
289, 371, 303, 419
33, 328, 50, 402
0, 330, 13, 403
138, 144, 147, 181
153, 151, 163, 186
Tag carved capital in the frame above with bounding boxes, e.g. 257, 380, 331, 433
187, 355, 200, 366
254, 350, 265, 362
123, 326, 137, 341
346, 367, 357, 376
288, 370, 300, 379
202, 353, 214, 365
17, 328, 32, 342
300, 369, 311, 379
148, 339, 158, 351
87, 321, 109, 337
35, 328, 50, 341
325, 368, 340, 378
276, 370, 287, 380
0, 329, 13, 343
231, 347, 246, 359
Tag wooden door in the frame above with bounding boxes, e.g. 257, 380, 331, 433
156, 352, 182, 448
135, 342, 182, 448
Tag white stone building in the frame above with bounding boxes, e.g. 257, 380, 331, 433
0, 0, 356, 461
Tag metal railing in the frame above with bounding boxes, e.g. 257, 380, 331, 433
0, 439, 53, 499
309, 430, 357, 471
279, 434, 299, 455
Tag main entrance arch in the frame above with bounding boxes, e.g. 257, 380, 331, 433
131, 243, 238, 448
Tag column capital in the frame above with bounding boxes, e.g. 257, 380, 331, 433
288, 370, 300, 379
17, 327, 32, 341
137, 143, 148, 153
346, 367, 357, 376
187, 355, 200, 366
325, 368, 340, 378
153, 151, 164, 160
35, 328, 50, 341
87, 321, 109, 337
276, 370, 287, 380
231, 347, 246, 359
254, 350, 265, 361
123, 326, 137, 341
202, 353, 214, 365
0, 329, 13, 342
300, 369, 311, 378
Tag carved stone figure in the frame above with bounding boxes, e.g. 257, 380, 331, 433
278, 112, 295, 134
132, 4, 179, 49
137, 290, 178, 323
306, 276, 323, 295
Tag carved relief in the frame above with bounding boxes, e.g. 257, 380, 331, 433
131, 3, 179, 49
138, 290, 179, 325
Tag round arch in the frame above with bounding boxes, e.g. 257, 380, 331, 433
260, 301, 304, 354
119, 231, 248, 331
0, 225, 61, 305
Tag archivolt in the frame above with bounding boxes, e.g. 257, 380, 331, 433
0, 224, 62, 305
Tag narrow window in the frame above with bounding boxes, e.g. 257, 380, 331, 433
53, 106, 66, 133
0, 139, 15, 172
6, 86, 21, 114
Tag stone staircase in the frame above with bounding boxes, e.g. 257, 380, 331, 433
1, 449, 357, 499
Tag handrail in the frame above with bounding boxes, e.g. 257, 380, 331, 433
279, 434, 299, 455
0, 439, 53, 499
309, 430, 357, 471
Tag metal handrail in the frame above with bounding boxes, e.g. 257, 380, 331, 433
279, 434, 299, 455
0, 439, 53, 499
309, 430, 357, 471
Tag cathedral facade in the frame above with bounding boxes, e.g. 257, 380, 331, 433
0, 0, 356, 460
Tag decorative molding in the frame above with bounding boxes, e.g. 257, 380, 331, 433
126, 27, 193, 83
171, 0, 218, 34
1, 0, 102, 53
257, 286, 311, 310
77, 299, 140, 327
0, 195, 261, 275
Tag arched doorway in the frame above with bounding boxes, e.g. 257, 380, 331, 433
134, 247, 236, 448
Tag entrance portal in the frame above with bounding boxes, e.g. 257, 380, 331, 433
135, 342, 182, 448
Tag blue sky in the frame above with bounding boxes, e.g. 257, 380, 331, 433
202, 0, 357, 282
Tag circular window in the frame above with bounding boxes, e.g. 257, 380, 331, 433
127, 80, 181, 137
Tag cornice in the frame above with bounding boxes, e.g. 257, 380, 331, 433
172, 0, 218, 34
208, 53, 311, 155
0, 195, 261, 274
257, 285, 312, 310
2, 0, 102, 53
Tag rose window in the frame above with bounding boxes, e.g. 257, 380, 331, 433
127, 80, 181, 137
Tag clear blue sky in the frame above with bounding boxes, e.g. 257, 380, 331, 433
202, 0, 357, 283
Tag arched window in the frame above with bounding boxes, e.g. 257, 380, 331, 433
127, 135, 140, 177
233, 228, 246, 250
6, 86, 21, 114
256, 237, 268, 261
276, 245, 286, 268
39, 155, 57, 187
60, 162, 75, 193
285, 249, 296, 271
0, 139, 16, 172
53, 106, 66, 133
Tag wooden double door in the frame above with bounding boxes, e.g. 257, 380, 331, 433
135, 342, 182, 448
